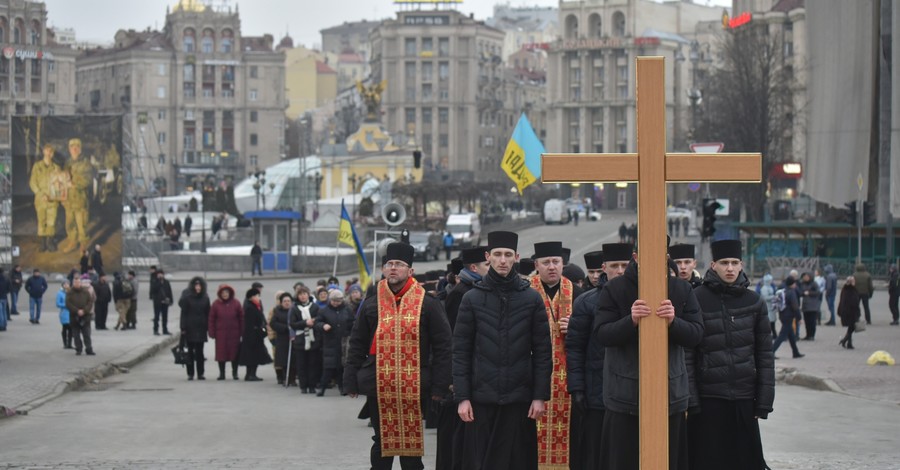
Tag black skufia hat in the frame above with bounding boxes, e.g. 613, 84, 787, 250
668, 244, 695, 260
461, 246, 488, 265
602, 243, 633, 262
584, 251, 604, 269
533, 241, 563, 259
562, 247, 571, 265
711, 239, 743, 261
488, 231, 518, 251
516, 257, 535, 275
385, 242, 415, 266
563, 264, 585, 284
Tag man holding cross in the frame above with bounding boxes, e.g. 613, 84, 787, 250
594, 248, 704, 469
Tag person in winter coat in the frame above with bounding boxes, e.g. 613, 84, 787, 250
57, 281, 72, 349
0, 269, 9, 330
79, 250, 90, 274
853, 263, 874, 325
758, 273, 778, 335
24, 269, 48, 324
91, 244, 104, 276
111, 272, 131, 331
151, 270, 174, 335
179, 277, 211, 380
269, 291, 296, 386
239, 288, 272, 381
772, 277, 804, 359
315, 289, 354, 396
823, 264, 839, 325
888, 265, 899, 326
686, 240, 774, 470
10, 264, 23, 317
799, 272, 822, 340
92, 274, 112, 330
347, 284, 364, 314
290, 286, 320, 394
66, 276, 95, 356
208, 284, 243, 380
838, 277, 862, 349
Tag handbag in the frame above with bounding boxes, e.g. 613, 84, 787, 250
855, 320, 867, 332
171, 342, 189, 366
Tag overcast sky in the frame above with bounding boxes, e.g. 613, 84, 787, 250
42, 0, 730, 50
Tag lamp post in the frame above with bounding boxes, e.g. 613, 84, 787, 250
252, 171, 266, 210
349, 173, 359, 220
201, 183, 208, 253
308, 171, 323, 222
267, 181, 275, 210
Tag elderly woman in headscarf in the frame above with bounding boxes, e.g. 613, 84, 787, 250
291, 286, 320, 394
239, 287, 272, 381
314, 288, 354, 396
269, 291, 297, 386
208, 284, 243, 380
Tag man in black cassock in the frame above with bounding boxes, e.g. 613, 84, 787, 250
453, 231, 552, 470
565, 243, 631, 469
594, 249, 704, 470
686, 239, 774, 469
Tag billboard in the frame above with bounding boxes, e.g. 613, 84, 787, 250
11, 116, 123, 273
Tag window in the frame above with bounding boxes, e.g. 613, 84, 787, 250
422, 61, 432, 81
30, 59, 39, 75
405, 38, 416, 56
439, 107, 448, 124
158, 63, 167, 76
405, 107, 416, 127
184, 86, 195, 98
201, 29, 214, 54
184, 132, 195, 149
249, 89, 258, 101
438, 37, 449, 56
183, 64, 194, 81
157, 86, 166, 99
158, 132, 166, 144
250, 66, 258, 78
250, 133, 258, 146
423, 133, 432, 154
250, 111, 258, 122
422, 84, 432, 101
249, 155, 258, 167
158, 109, 166, 120
422, 37, 433, 52
183, 29, 195, 52
592, 108, 604, 142
48, 82, 55, 94
439, 88, 449, 101
405, 87, 416, 101
422, 108, 432, 125
613, 11, 626, 37
439, 134, 448, 147
48, 60, 55, 72
439, 62, 449, 81
221, 29, 234, 53
405, 61, 416, 80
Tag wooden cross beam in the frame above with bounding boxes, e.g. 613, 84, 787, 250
541, 57, 761, 469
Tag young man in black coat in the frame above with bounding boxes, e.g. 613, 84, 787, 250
565, 243, 631, 469
151, 270, 174, 335
772, 276, 804, 359
452, 231, 552, 470
92, 274, 112, 330
594, 251, 704, 470
686, 239, 775, 470
343, 242, 452, 470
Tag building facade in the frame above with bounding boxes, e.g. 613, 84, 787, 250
546, 0, 722, 209
283, 44, 338, 120
0, 0, 77, 159
371, 7, 508, 179
486, 4, 559, 65
75, 1, 286, 196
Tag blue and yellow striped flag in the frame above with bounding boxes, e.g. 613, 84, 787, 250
338, 200, 371, 290
501, 113, 545, 194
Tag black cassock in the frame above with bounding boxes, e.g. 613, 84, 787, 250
688, 398, 769, 470
599, 410, 689, 470
458, 402, 537, 470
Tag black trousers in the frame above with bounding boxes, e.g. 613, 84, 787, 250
599, 410, 688, 470
153, 302, 169, 333
889, 292, 899, 322
71, 316, 93, 353
61, 324, 72, 347
568, 403, 585, 470
319, 366, 343, 391
295, 348, 321, 389
460, 402, 537, 470
435, 399, 462, 470
94, 302, 109, 329
185, 341, 205, 378
572, 408, 604, 470
802, 311, 818, 338
367, 395, 424, 470
687, 398, 766, 470
860, 295, 872, 323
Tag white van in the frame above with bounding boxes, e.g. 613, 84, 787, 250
543, 199, 570, 224
445, 213, 482, 248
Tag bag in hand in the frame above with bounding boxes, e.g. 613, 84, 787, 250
171, 345, 189, 366
855, 320, 867, 332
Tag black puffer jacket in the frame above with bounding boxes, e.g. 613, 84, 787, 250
565, 285, 605, 410
443, 269, 479, 331
453, 268, 552, 405
343, 282, 452, 397
689, 270, 775, 418
315, 301, 354, 369
178, 277, 210, 343
594, 261, 703, 415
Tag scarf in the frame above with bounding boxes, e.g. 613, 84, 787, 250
297, 301, 314, 351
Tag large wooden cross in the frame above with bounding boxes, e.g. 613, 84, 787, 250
541, 57, 761, 468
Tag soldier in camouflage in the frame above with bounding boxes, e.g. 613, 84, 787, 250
59, 138, 93, 254
29, 143, 63, 253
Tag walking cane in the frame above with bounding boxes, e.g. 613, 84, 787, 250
285, 329, 294, 389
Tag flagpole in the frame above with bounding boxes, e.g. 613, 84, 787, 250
334, 199, 343, 278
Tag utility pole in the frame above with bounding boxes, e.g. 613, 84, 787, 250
858, 174, 864, 263
878, 0, 894, 262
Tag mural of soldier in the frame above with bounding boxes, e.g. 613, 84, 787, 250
59, 138, 94, 254
29, 144, 65, 252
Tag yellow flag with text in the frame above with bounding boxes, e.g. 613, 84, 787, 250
338, 200, 371, 290
502, 113, 545, 194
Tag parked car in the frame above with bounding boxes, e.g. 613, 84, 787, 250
409, 231, 442, 261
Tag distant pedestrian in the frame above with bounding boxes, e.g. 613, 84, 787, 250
757, 273, 778, 335
179, 277, 211, 380
772, 277, 804, 359
681, 217, 689, 237
852, 263, 874, 325
799, 272, 821, 340
111, 272, 131, 331
315, 289, 353, 396
888, 265, 899, 326
269, 291, 296, 386
0, 268, 9, 328
126, 271, 139, 329
240, 288, 272, 381
838, 277, 861, 349
443, 231, 454, 260
291, 286, 320, 394
79, 249, 90, 274
24, 269, 48, 324
91, 244, 104, 276
823, 264, 838, 325
209, 284, 243, 380
57, 281, 72, 349
618, 222, 627, 243
92, 274, 112, 330
184, 214, 193, 237
66, 276, 95, 356
250, 241, 263, 276
10, 265, 23, 316
151, 270, 173, 335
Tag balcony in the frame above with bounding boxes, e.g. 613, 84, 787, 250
180, 149, 242, 167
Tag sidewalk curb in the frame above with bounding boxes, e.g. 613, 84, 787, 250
3, 335, 179, 419
777, 366, 845, 394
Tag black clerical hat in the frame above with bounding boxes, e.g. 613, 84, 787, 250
488, 231, 518, 251
584, 251, 604, 269
602, 243, 633, 262
461, 246, 488, 265
563, 264, 585, 284
450, 258, 463, 275
562, 247, 571, 265
533, 241, 563, 259
711, 239, 742, 261
517, 257, 535, 275
385, 242, 415, 266
668, 244, 695, 260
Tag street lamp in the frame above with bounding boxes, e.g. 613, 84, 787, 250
349, 173, 359, 220
201, 183, 209, 253
307, 171, 323, 222
252, 171, 266, 210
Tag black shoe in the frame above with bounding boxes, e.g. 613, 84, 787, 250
154, 331, 160, 336
163, 331, 172, 335
76, 350, 82, 356
840, 339, 847, 348
277, 379, 285, 386
773, 356, 780, 360
198, 376, 206, 381
233, 374, 239, 381
891, 321, 899, 326
316, 388, 325, 397
301, 388, 309, 394
847, 344, 855, 349
245, 376, 263, 382
825, 321, 836, 326
217, 375, 225, 381
188, 376, 194, 381
793, 353, 805, 358
86, 350, 95, 356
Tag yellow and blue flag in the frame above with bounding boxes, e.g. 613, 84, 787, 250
502, 113, 545, 194
338, 200, 371, 290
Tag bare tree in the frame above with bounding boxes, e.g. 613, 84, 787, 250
698, 23, 801, 221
